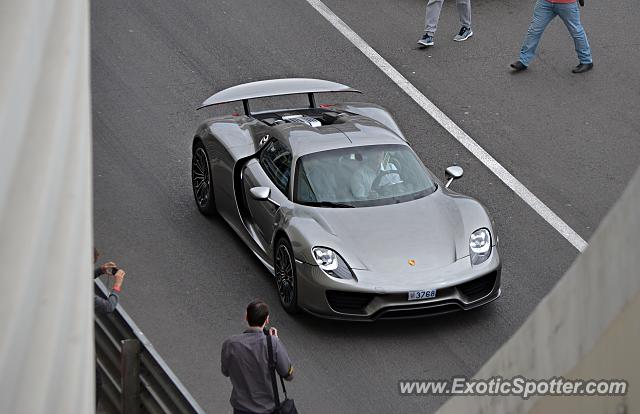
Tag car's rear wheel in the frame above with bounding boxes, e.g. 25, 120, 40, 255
274, 237, 299, 314
192, 141, 216, 215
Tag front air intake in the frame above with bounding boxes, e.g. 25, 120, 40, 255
457, 271, 497, 301
325, 290, 374, 314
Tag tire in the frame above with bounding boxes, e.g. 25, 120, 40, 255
274, 237, 299, 314
191, 141, 216, 215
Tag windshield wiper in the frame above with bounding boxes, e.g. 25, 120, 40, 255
305, 201, 355, 208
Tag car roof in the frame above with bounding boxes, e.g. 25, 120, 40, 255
271, 114, 408, 157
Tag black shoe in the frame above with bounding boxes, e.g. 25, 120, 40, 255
510, 61, 528, 72
572, 62, 593, 73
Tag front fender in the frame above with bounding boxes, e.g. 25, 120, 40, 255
446, 191, 497, 259
284, 215, 368, 270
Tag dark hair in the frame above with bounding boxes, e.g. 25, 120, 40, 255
246, 300, 269, 327
94, 247, 100, 263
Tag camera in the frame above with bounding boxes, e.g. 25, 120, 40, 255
109, 267, 119, 275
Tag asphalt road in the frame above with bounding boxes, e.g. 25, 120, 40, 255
91, 0, 640, 412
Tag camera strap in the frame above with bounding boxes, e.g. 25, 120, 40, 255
266, 333, 282, 410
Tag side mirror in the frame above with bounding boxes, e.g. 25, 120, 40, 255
249, 186, 280, 208
444, 165, 463, 188
250, 186, 271, 201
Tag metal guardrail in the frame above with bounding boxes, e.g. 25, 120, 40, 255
94, 280, 206, 414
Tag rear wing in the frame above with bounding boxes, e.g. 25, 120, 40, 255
197, 78, 361, 115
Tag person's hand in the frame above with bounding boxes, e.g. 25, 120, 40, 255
113, 269, 126, 291
269, 327, 278, 337
100, 261, 117, 274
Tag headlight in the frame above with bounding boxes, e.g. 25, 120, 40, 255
469, 228, 492, 265
312, 247, 354, 279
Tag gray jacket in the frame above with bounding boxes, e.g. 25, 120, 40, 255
93, 267, 119, 314
221, 327, 293, 414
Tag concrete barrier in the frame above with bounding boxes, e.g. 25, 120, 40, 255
436, 166, 640, 413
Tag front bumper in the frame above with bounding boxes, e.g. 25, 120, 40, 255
296, 249, 501, 321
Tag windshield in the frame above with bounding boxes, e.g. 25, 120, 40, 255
294, 144, 437, 207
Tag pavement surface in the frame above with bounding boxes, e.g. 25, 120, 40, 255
91, 0, 640, 412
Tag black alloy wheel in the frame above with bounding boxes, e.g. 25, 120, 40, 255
192, 143, 216, 215
274, 238, 299, 313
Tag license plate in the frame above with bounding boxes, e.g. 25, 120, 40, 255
408, 289, 437, 301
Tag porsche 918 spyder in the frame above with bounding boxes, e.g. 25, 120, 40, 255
192, 78, 501, 320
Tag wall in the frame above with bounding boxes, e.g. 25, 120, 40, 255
0, 0, 94, 412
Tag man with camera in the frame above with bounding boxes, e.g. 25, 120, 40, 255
221, 300, 295, 414
93, 248, 126, 314
93, 248, 126, 408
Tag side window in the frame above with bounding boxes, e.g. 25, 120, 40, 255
259, 140, 292, 196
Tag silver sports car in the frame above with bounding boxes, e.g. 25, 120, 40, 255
192, 78, 501, 320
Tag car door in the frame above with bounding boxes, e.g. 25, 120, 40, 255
242, 139, 292, 249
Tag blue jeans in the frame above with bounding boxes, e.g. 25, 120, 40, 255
519, 0, 592, 66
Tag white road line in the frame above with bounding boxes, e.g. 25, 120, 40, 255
305, 0, 588, 252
